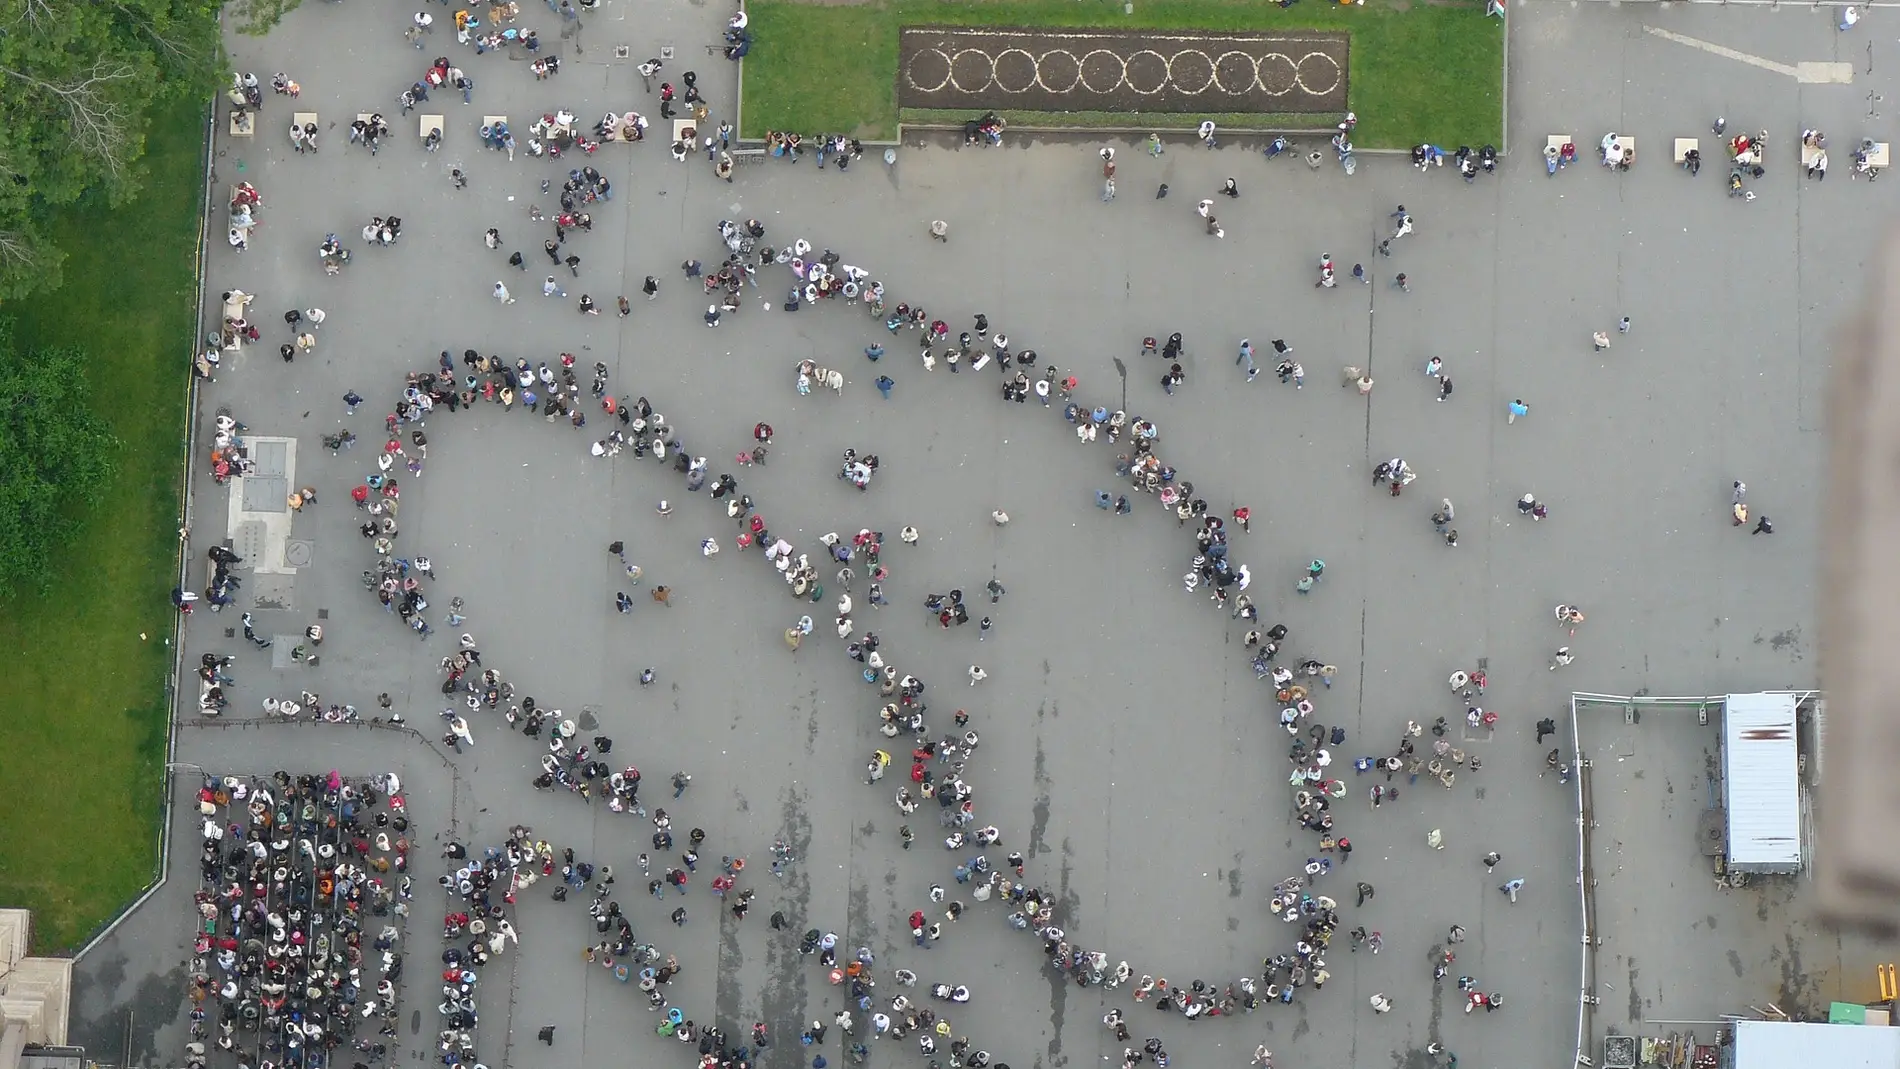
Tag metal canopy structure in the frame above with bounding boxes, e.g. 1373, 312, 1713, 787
1722, 692, 1803, 873
1733, 1019, 1900, 1069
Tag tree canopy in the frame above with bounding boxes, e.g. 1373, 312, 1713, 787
227, 0, 303, 37
0, 318, 120, 597
0, 0, 222, 299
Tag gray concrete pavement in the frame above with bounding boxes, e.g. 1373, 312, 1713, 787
68, 1, 1882, 1068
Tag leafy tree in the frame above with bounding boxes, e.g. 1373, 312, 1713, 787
0, 318, 120, 597
0, 0, 222, 299
227, 0, 302, 36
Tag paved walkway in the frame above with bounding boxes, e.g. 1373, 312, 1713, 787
67, 2, 1878, 1068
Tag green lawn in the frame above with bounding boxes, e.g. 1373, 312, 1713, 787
0, 98, 205, 952
740, 0, 1503, 149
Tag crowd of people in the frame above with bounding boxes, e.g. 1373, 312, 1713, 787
184, 771, 413, 1069
198, 171, 1523, 1069
188, 5, 1595, 1069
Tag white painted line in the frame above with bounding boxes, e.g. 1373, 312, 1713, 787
1642, 26, 1797, 77
1642, 26, 1851, 83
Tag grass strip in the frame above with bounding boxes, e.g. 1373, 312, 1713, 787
0, 97, 205, 952
741, 0, 1503, 149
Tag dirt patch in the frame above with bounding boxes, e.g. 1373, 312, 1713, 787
898, 25, 1349, 116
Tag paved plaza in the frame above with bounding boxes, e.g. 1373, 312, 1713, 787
64, 2, 1889, 1068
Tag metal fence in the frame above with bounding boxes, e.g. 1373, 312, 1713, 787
1565, 691, 1818, 1068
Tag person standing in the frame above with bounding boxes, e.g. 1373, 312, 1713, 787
1507, 398, 1529, 424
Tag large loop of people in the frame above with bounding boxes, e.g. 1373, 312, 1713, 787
333, 211, 1531, 1069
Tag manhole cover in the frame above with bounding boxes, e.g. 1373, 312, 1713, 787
578, 706, 601, 731
317, 608, 329, 620
1603, 1035, 1637, 1069
660, 45, 674, 60
284, 540, 313, 567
